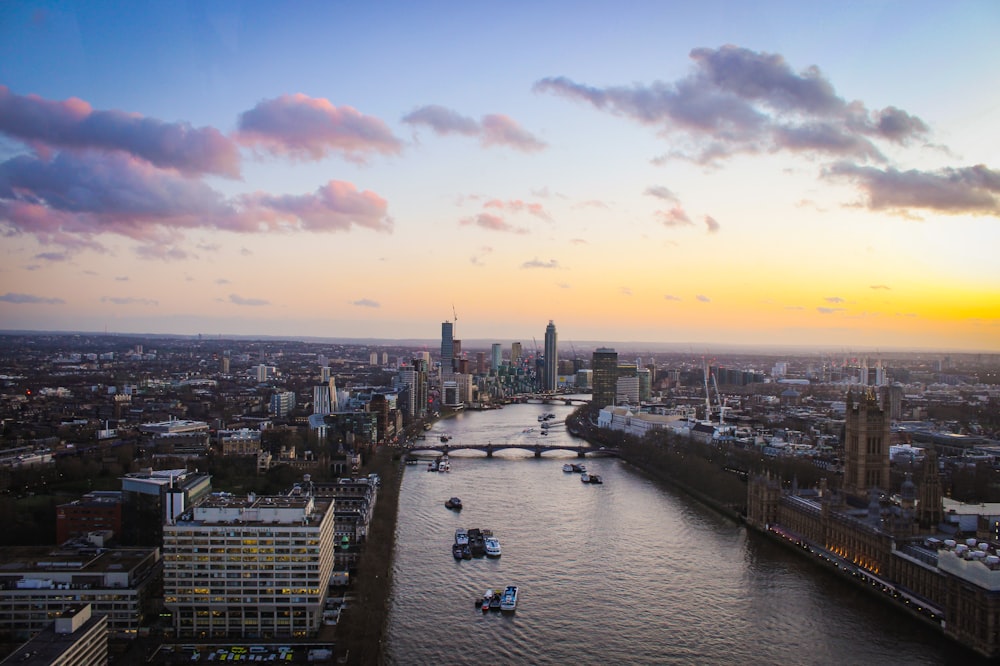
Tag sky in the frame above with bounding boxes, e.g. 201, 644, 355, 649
1, 1, 998, 352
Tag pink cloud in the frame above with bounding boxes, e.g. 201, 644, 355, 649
240, 181, 392, 233
481, 114, 547, 152
459, 213, 528, 234
657, 206, 693, 227
704, 215, 720, 233
402, 105, 547, 152
0, 85, 240, 177
0, 150, 392, 255
237, 94, 402, 161
482, 198, 553, 221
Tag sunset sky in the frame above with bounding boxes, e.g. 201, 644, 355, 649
1, 2, 998, 352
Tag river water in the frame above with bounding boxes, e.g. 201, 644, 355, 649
383, 400, 969, 665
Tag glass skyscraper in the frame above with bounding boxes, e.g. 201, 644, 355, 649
543, 320, 557, 391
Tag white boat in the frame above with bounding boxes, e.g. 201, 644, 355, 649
500, 585, 518, 612
562, 463, 573, 472
580, 473, 590, 483
455, 529, 469, 546
485, 536, 502, 558
480, 589, 494, 612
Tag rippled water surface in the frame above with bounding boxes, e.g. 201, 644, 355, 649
384, 401, 964, 665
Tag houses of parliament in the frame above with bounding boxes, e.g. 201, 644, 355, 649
747, 388, 1000, 658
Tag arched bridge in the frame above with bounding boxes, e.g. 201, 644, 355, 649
509, 393, 591, 405
407, 443, 618, 459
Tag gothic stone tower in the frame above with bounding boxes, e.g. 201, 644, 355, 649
843, 388, 891, 499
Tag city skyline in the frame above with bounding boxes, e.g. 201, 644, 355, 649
1, 3, 998, 352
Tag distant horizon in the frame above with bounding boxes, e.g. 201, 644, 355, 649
2, 328, 995, 357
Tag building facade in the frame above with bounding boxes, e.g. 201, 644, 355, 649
591, 347, 618, 408
0, 546, 161, 640
843, 389, 891, 497
163, 493, 337, 639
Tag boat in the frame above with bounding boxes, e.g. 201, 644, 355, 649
440, 434, 451, 442
462, 544, 472, 559
485, 536, 502, 558
468, 528, 486, 557
588, 474, 603, 484
427, 460, 438, 472
445, 497, 462, 510
453, 543, 465, 560
455, 528, 469, 546
580, 473, 590, 483
500, 585, 518, 612
571, 463, 586, 473
562, 463, 573, 473
480, 589, 494, 611
439, 460, 450, 472
489, 590, 501, 611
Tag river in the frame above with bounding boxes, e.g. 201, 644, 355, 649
383, 400, 969, 665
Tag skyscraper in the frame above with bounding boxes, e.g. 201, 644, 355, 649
511, 342, 522, 368
490, 343, 502, 373
441, 321, 454, 373
592, 347, 619, 407
543, 320, 557, 391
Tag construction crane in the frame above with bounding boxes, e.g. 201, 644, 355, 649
711, 371, 725, 425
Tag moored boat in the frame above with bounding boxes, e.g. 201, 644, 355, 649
588, 474, 603, 484
500, 585, 518, 612
453, 543, 465, 560
480, 589, 494, 611
468, 528, 486, 557
562, 463, 573, 472
445, 497, 462, 510
485, 536, 502, 558
455, 528, 469, 546
580, 472, 590, 483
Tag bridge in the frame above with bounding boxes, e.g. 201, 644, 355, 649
407, 442, 617, 459
507, 393, 591, 405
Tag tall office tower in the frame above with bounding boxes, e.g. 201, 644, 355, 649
313, 377, 338, 415
163, 493, 336, 639
843, 388, 891, 498
441, 322, 454, 372
453, 340, 462, 360
637, 367, 652, 403
543, 320, 558, 391
220, 356, 230, 374
321, 366, 332, 382
476, 352, 487, 375
511, 342, 522, 368
592, 347, 619, 407
255, 363, 269, 383
490, 343, 502, 373
396, 369, 417, 419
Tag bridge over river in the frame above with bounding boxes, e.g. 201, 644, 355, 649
407, 442, 618, 458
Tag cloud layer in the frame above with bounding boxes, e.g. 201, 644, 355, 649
0, 85, 240, 177
237, 94, 402, 161
0, 89, 395, 256
403, 104, 546, 152
535, 45, 929, 165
